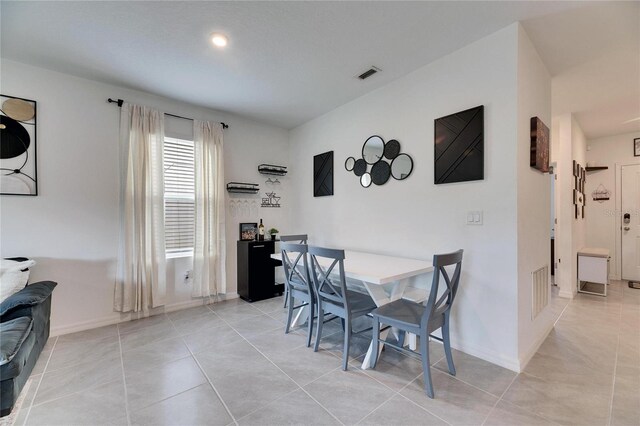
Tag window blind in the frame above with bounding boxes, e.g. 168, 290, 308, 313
164, 137, 194, 254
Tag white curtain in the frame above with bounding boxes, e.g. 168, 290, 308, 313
192, 120, 226, 297
114, 103, 167, 313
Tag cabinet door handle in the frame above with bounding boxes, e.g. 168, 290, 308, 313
252, 245, 265, 248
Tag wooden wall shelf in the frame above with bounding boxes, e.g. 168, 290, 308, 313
586, 166, 608, 172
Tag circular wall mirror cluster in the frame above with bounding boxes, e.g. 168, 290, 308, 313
345, 135, 413, 188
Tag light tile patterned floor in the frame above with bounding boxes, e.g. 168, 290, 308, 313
12, 280, 640, 426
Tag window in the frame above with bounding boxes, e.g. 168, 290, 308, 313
163, 137, 195, 257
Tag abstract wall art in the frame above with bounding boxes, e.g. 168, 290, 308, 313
1, 94, 37, 195
434, 105, 484, 185
314, 151, 334, 196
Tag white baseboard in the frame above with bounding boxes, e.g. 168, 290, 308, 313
558, 289, 575, 299
50, 293, 240, 337
517, 320, 556, 372
449, 337, 520, 372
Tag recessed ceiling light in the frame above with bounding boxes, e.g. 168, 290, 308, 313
211, 33, 228, 48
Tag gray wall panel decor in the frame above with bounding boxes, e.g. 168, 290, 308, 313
314, 151, 334, 197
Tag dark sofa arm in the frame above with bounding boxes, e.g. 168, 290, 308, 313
0, 281, 57, 320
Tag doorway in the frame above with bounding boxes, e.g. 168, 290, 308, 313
621, 164, 640, 283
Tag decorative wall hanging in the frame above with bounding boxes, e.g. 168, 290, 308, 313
530, 117, 550, 173
314, 151, 333, 196
572, 160, 586, 219
434, 105, 484, 184
345, 136, 413, 188
261, 191, 281, 208
1, 94, 37, 195
634, 138, 640, 157
592, 184, 611, 202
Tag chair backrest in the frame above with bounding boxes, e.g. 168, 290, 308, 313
307, 246, 350, 313
281, 242, 312, 295
280, 234, 308, 244
422, 250, 463, 325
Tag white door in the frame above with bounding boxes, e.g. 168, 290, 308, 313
621, 164, 640, 281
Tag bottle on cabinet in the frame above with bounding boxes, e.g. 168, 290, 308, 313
258, 218, 265, 241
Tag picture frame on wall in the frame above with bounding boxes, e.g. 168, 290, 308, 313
573, 160, 578, 177
634, 138, 640, 157
239, 223, 258, 241
0, 94, 38, 195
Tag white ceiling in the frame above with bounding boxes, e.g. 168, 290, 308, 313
522, 1, 640, 139
1, 1, 637, 138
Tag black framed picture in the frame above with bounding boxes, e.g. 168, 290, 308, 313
434, 105, 484, 184
573, 160, 578, 177
1, 94, 37, 195
314, 151, 334, 197
239, 223, 257, 241
634, 138, 640, 157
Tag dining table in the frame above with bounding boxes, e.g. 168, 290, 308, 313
271, 249, 434, 369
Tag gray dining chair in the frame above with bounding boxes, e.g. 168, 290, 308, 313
281, 242, 315, 347
370, 249, 463, 398
308, 246, 377, 370
280, 235, 308, 308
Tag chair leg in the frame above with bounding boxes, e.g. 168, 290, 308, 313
443, 317, 456, 376
371, 316, 380, 368
420, 331, 434, 398
306, 299, 314, 348
340, 318, 346, 331
342, 317, 351, 371
285, 292, 294, 334
283, 286, 289, 308
314, 305, 324, 352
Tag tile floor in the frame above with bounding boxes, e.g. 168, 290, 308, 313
12, 280, 640, 426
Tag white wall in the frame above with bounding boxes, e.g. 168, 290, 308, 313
552, 114, 587, 298
515, 26, 553, 367
586, 131, 640, 279
289, 24, 523, 370
0, 59, 290, 335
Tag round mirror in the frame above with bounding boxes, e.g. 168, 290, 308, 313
345, 157, 356, 171
384, 139, 401, 160
391, 154, 413, 180
353, 158, 367, 176
362, 135, 385, 164
360, 172, 372, 188
371, 160, 391, 186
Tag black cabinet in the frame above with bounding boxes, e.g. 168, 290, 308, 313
237, 240, 283, 302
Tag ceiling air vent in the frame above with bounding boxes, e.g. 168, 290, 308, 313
358, 66, 381, 80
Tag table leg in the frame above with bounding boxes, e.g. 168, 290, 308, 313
290, 304, 309, 328
361, 279, 409, 369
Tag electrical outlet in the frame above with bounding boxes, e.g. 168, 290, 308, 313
184, 270, 192, 284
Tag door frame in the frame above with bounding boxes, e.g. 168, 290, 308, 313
616, 161, 640, 281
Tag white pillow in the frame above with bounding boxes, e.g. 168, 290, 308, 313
0, 259, 36, 304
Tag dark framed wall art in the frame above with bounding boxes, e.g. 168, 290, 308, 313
634, 138, 640, 157
314, 150, 334, 197
530, 117, 549, 173
1, 94, 38, 195
434, 105, 484, 184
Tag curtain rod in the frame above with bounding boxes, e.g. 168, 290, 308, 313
107, 98, 229, 129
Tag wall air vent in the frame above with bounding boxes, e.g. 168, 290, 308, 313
358, 67, 381, 80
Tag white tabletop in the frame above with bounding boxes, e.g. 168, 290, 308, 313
271, 250, 433, 285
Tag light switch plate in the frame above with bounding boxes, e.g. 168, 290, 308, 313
466, 210, 483, 225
